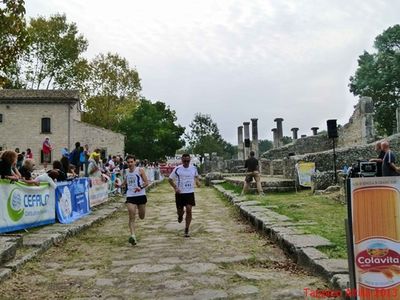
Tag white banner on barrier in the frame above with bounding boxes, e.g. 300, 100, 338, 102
89, 178, 109, 207
0, 179, 55, 233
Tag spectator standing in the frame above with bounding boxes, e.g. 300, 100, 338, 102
69, 142, 81, 172
42, 137, 53, 170
83, 144, 90, 177
108, 156, 116, 172
381, 141, 400, 176
370, 141, 385, 177
88, 152, 102, 178
241, 151, 264, 196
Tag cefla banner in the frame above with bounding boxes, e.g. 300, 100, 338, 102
349, 177, 400, 299
55, 178, 90, 224
89, 177, 109, 207
0, 179, 55, 233
295, 161, 315, 187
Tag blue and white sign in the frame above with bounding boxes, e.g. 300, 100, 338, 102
0, 179, 55, 233
55, 178, 90, 224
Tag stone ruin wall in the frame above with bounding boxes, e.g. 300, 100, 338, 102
262, 97, 375, 161
261, 133, 400, 188
206, 97, 379, 185
261, 134, 333, 160
337, 97, 375, 148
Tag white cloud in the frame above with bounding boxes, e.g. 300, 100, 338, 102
25, 0, 400, 144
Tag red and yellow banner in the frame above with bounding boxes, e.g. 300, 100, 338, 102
350, 177, 400, 299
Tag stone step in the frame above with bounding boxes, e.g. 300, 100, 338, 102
0, 235, 23, 266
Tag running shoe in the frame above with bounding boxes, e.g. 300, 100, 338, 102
128, 236, 137, 245
178, 215, 183, 223
184, 229, 190, 238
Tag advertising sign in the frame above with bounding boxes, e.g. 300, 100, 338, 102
348, 177, 400, 299
0, 179, 55, 233
89, 177, 109, 207
295, 161, 315, 187
55, 178, 90, 224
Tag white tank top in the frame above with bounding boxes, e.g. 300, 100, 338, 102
126, 167, 146, 197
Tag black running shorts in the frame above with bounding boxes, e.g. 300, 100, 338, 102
175, 192, 196, 209
125, 195, 147, 205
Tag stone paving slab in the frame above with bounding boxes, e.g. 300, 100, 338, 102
281, 234, 333, 249
0, 182, 328, 299
3, 247, 43, 271
214, 184, 350, 293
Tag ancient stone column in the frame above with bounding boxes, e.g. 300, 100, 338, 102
274, 118, 284, 147
237, 126, 244, 160
311, 127, 319, 135
251, 118, 259, 157
271, 128, 278, 148
359, 96, 375, 143
243, 122, 250, 158
291, 127, 299, 140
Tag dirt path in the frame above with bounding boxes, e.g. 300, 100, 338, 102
0, 183, 328, 299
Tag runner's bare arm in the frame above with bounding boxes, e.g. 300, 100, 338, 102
168, 177, 180, 193
195, 176, 201, 188
140, 168, 149, 188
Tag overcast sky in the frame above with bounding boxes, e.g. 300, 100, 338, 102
26, 0, 400, 144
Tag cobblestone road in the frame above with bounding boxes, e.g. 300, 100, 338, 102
0, 183, 328, 299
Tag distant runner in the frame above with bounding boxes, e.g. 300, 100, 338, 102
168, 153, 201, 237
123, 155, 149, 245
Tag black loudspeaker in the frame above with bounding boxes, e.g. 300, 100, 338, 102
327, 119, 338, 138
244, 138, 250, 147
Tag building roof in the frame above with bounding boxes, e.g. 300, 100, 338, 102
0, 89, 80, 104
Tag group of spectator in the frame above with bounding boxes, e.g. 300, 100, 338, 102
0, 138, 162, 192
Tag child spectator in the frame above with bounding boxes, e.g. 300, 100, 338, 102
18, 159, 39, 185
16, 153, 24, 169
48, 160, 67, 182
25, 148, 33, 159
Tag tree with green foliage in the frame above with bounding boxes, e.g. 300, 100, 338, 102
282, 136, 293, 145
259, 139, 273, 154
82, 52, 141, 130
0, 0, 28, 87
84, 52, 141, 99
349, 25, 400, 135
185, 113, 226, 157
221, 140, 236, 159
4, 13, 88, 89
118, 99, 185, 161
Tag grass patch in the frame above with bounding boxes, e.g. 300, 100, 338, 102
220, 182, 347, 259
221, 182, 242, 194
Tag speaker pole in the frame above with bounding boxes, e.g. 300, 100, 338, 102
332, 137, 337, 184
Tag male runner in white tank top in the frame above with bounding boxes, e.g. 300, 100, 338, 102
123, 155, 149, 245
168, 153, 201, 237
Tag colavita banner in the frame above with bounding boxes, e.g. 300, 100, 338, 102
89, 177, 109, 207
55, 178, 90, 224
0, 179, 55, 233
349, 177, 400, 299
295, 161, 315, 187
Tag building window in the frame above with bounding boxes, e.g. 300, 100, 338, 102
41, 117, 51, 133
0, 114, 2, 123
